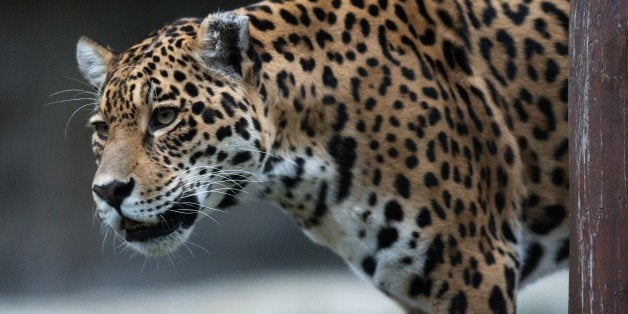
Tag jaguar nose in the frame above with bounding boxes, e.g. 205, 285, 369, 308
92, 178, 135, 209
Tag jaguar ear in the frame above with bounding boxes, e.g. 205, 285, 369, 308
197, 12, 260, 82
76, 37, 115, 89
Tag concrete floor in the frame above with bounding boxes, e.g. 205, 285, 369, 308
0, 270, 568, 313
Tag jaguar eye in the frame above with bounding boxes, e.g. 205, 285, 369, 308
92, 122, 109, 140
151, 107, 178, 129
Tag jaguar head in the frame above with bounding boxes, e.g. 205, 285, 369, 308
77, 13, 267, 255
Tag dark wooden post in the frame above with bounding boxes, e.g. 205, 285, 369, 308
569, 0, 628, 313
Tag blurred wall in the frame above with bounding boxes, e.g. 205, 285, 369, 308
0, 0, 344, 296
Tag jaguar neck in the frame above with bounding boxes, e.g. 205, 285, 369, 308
241, 29, 362, 229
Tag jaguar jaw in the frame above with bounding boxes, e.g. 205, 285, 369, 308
120, 195, 200, 242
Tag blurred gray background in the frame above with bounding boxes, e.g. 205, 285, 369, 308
0, 1, 567, 313
0, 0, 345, 297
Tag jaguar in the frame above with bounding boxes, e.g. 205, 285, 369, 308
76, 0, 569, 312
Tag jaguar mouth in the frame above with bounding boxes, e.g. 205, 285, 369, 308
121, 195, 199, 242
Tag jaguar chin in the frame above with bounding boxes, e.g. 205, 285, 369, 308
98, 192, 201, 256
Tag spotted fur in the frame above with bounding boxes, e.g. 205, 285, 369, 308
77, 0, 569, 312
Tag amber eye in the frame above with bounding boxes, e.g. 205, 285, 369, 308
151, 107, 178, 129
92, 122, 109, 140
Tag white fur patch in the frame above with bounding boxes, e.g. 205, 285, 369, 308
76, 38, 109, 88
